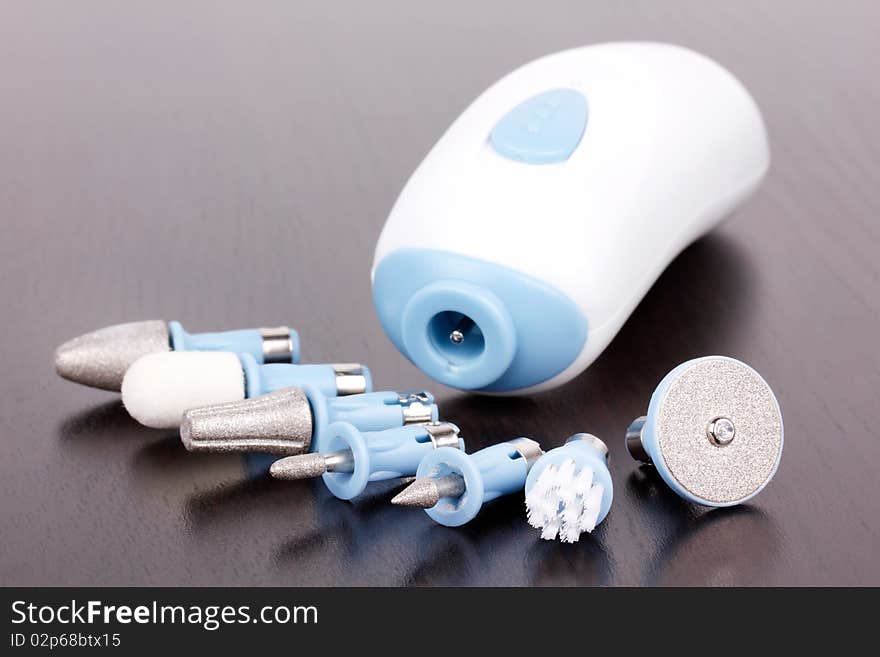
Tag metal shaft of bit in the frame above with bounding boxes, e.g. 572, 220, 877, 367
391, 473, 466, 508
449, 316, 475, 345
270, 449, 355, 481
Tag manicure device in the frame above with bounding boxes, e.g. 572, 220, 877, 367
626, 356, 783, 507
372, 42, 769, 393
393, 438, 543, 526
525, 434, 613, 542
180, 387, 438, 458
270, 421, 464, 500
55, 320, 298, 391
121, 351, 370, 429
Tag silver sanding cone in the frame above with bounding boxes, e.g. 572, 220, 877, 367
180, 387, 314, 455
54, 320, 170, 391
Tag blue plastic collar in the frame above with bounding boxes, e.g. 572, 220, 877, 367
238, 353, 349, 399
304, 387, 438, 450
415, 441, 533, 527
168, 320, 300, 364
316, 422, 464, 500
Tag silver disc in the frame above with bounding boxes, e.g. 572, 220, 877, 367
656, 357, 783, 505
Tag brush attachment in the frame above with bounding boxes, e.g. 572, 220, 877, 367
524, 434, 613, 543
122, 351, 245, 428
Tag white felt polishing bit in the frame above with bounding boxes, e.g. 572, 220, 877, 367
55, 320, 299, 391
121, 351, 371, 429
524, 434, 613, 543
625, 356, 784, 507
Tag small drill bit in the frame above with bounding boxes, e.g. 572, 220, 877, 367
396, 439, 542, 525
391, 473, 466, 508
270, 422, 464, 499
270, 449, 355, 480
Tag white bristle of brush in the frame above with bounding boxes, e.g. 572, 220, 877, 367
121, 351, 245, 429
525, 458, 605, 543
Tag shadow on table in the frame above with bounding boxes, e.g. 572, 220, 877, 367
185, 475, 316, 532
57, 399, 157, 448
128, 432, 245, 488
627, 468, 783, 586
272, 479, 426, 580
402, 493, 613, 586
269, 483, 612, 585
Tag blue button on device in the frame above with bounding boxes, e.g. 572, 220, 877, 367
489, 88, 588, 164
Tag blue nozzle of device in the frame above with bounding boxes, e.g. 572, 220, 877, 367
372, 249, 588, 392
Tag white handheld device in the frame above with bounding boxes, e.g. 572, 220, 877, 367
373, 42, 769, 394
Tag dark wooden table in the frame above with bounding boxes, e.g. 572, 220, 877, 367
2, 1, 878, 586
